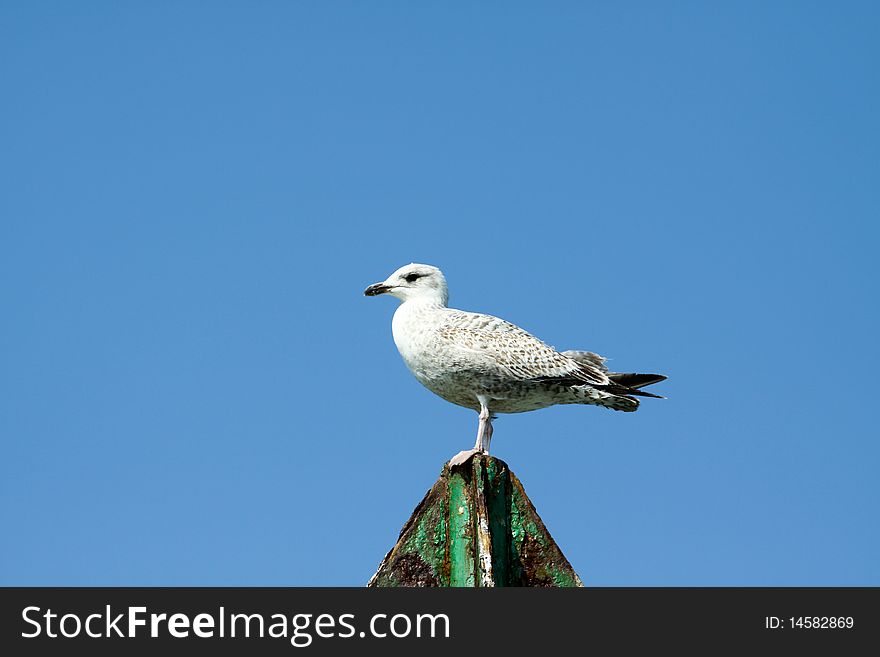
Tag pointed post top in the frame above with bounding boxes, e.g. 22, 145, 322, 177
369, 453, 583, 587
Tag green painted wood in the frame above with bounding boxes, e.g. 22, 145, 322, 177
485, 456, 512, 586
368, 453, 583, 587
447, 471, 476, 587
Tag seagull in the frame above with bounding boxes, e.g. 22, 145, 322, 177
364, 263, 666, 466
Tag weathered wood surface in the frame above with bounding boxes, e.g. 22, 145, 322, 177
368, 454, 583, 587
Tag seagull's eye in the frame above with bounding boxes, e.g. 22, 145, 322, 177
404, 272, 422, 283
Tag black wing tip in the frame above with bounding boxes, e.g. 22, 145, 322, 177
608, 372, 667, 389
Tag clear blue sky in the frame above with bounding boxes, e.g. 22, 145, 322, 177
2, 2, 878, 586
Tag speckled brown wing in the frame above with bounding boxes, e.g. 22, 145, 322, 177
433, 310, 610, 386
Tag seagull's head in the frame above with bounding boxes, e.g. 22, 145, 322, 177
364, 263, 449, 306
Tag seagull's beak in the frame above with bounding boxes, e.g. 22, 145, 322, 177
364, 282, 392, 297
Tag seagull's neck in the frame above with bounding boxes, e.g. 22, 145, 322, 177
400, 294, 447, 310
392, 296, 445, 346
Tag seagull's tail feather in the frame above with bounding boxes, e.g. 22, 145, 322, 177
597, 393, 641, 412
569, 386, 641, 412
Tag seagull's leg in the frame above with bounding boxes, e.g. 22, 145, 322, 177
471, 396, 493, 453
483, 413, 495, 454
475, 396, 493, 453
449, 396, 492, 467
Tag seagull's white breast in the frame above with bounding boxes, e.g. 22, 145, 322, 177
391, 300, 443, 386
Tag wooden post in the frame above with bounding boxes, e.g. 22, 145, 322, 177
368, 453, 583, 587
